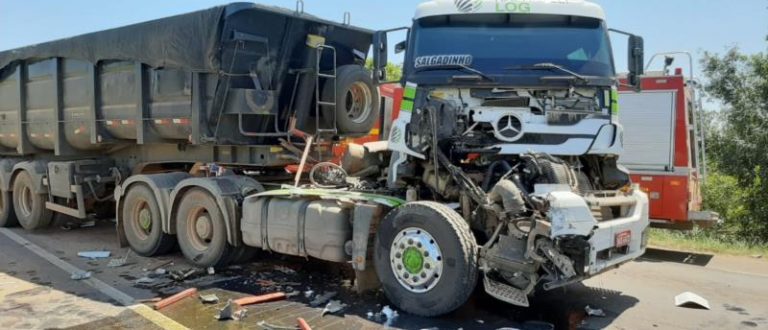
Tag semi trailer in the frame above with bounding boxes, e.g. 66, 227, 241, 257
0, 0, 650, 317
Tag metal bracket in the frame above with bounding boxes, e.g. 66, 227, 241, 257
295, 0, 304, 14
45, 185, 87, 219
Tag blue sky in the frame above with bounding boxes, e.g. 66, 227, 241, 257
1, 0, 766, 78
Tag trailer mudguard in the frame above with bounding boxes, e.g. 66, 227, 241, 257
114, 172, 191, 247
169, 176, 263, 246
0, 159, 19, 192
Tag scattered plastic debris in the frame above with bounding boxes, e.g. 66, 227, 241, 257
71, 271, 92, 280
304, 290, 315, 298
77, 251, 111, 259
274, 265, 297, 274
207, 267, 215, 275
322, 300, 347, 316
155, 268, 167, 275
154, 288, 198, 310
200, 293, 220, 304
136, 277, 156, 285
675, 292, 711, 310
381, 305, 399, 326
216, 299, 235, 320
585, 305, 606, 317
309, 291, 337, 307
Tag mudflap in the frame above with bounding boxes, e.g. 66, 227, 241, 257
482, 274, 529, 307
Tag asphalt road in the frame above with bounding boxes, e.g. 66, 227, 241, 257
1, 218, 767, 330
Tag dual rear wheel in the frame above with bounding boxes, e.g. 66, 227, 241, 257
0, 171, 53, 230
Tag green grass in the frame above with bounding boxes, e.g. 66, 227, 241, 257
649, 228, 768, 257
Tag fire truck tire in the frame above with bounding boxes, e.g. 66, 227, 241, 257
12, 171, 53, 231
176, 188, 233, 267
0, 190, 18, 227
321, 65, 380, 135
123, 184, 176, 256
374, 201, 478, 316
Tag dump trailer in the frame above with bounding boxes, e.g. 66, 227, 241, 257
0, 0, 649, 317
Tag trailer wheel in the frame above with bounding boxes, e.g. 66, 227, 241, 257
0, 189, 18, 227
374, 201, 479, 316
321, 65, 380, 134
175, 188, 232, 267
122, 184, 175, 256
12, 171, 53, 230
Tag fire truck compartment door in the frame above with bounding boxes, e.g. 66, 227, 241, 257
618, 91, 676, 171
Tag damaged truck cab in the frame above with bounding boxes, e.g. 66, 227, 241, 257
367, 0, 650, 315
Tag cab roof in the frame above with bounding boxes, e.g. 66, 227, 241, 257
415, 0, 606, 21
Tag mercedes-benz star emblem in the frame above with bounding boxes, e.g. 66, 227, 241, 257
496, 115, 523, 141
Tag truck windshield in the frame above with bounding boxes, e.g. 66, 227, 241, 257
411, 14, 615, 78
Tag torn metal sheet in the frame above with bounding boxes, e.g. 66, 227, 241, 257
200, 294, 220, 304
322, 300, 347, 316
675, 292, 711, 310
216, 300, 236, 321
309, 291, 337, 307
77, 251, 111, 259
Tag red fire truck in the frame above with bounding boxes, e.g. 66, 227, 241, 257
619, 52, 718, 230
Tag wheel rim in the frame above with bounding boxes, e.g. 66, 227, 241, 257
132, 201, 152, 240
345, 81, 372, 124
186, 207, 213, 251
389, 227, 444, 293
18, 185, 33, 218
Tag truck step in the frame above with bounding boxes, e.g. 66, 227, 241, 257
482, 275, 529, 307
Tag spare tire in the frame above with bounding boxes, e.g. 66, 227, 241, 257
321, 65, 380, 135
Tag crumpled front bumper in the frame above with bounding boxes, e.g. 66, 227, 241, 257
584, 190, 650, 275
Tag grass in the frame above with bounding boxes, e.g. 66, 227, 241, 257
649, 228, 768, 257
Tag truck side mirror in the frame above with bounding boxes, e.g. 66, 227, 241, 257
627, 35, 644, 90
372, 31, 388, 84
394, 41, 407, 54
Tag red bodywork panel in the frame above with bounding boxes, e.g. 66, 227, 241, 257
620, 72, 702, 223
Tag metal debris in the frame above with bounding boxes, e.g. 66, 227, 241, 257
107, 251, 132, 268
381, 305, 399, 326
200, 293, 220, 304
309, 291, 337, 307
77, 251, 111, 259
136, 277, 155, 284
322, 300, 347, 316
207, 267, 215, 275
70, 271, 92, 280
585, 305, 606, 317
171, 269, 198, 281
675, 292, 711, 310
216, 299, 236, 320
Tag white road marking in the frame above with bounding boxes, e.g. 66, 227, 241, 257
0, 228, 189, 330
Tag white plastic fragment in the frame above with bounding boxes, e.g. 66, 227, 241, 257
78, 251, 111, 259
675, 292, 710, 310
322, 300, 348, 316
381, 305, 399, 326
71, 271, 92, 280
207, 267, 215, 275
135, 277, 155, 284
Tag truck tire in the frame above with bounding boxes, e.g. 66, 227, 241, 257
175, 188, 233, 268
0, 190, 18, 227
123, 184, 176, 257
12, 171, 53, 230
374, 201, 479, 316
321, 65, 380, 135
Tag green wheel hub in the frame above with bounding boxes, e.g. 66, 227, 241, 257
138, 208, 152, 231
402, 247, 424, 274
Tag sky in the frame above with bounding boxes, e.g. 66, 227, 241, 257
1, 0, 766, 79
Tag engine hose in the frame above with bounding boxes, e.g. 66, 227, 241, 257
482, 160, 513, 192
489, 179, 526, 215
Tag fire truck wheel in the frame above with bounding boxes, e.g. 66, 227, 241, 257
123, 184, 176, 256
321, 65, 380, 135
12, 171, 53, 231
0, 189, 18, 227
374, 201, 479, 317
175, 188, 233, 268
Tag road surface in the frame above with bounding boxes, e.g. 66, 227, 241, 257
0, 219, 766, 329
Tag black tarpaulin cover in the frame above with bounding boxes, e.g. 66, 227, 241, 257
0, 3, 238, 72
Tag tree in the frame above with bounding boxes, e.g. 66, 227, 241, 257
365, 59, 403, 82
700, 47, 768, 242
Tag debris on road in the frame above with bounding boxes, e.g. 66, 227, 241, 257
257, 320, 299, 329
285, 291, 300, 298
155, 268, 167, 275
135, 277, 155, 285
107, 251, 130, 268
154, 288, 198, 310
274, 265, 297, 274
233, 292, 286, 307
585, 305, 606, 317
322, 300, 347, 316
200, 293, 220, 304
207, 267, 215, 275
309, 291, 337, 307
304, 290, 314, 298
216, 299, 235, 321
77, 251, 111, 259
297, 317, 312, 330
170, 269, 198, 281
675, 292, 711, 310
380, 305, 399, 326
144, 259, 173, 271
70, 271, 92, 280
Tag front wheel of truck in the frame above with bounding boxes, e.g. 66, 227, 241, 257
374, 201, 479, 317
